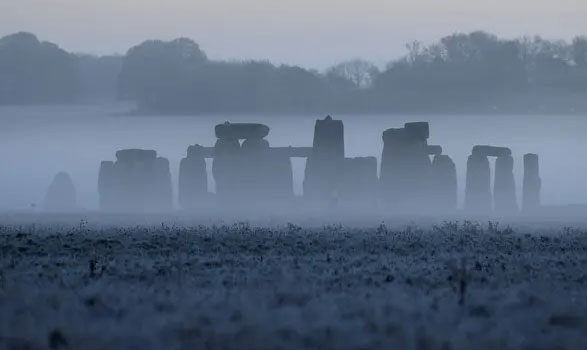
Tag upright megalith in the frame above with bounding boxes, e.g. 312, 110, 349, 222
465, 153, 492, 212
466, 145, 515, 214
303, 116, 345, 204
340, 157, 378, 207
98, 149, 172, 212
494, 155, 518, 213
431, 155, 457, 211
240, 137, 271, 199
98, 161, 115, 210
153, 157, 174, 210
212, 137, 241, 201
44, 172, 76, 211
523, 153, 541, 212
178, 144, 209, 210
379, 122, 433, 211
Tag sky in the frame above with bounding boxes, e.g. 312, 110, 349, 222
1, 0, 587, 69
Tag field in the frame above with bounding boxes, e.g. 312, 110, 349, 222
1, 215, 587, 349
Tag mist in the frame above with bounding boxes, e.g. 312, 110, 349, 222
0, 104, 585, 215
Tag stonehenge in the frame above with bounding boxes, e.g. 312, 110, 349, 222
44, 172, 77, 212
98, 149, 172, 212
93, 117, 541, 216
523, 153, 541, 212
465, 145, 518, 213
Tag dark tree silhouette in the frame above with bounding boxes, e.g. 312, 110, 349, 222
0, 32, 79, 104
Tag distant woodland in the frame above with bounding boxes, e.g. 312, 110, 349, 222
2, 31, 587, 114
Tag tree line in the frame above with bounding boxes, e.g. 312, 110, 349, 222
1, 31, 587, 114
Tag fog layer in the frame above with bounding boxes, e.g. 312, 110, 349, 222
0, 104, 584, 210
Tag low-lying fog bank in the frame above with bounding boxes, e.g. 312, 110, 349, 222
1, 219, 587, 349
2, 105, 587, 211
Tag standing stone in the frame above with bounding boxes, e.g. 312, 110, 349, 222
431, 155, 457, 212
98, 161, 115, 210
212, 138, 241, 202
494, 155, 518, 213
340, 157, 378, 208
153, 157, 173, 211
523, 153, 541, 212
303, 116, 345, 205
98, 149, 173, 212
44, 172, 76, 212
465, 154, 492, 213
178, 145, 209, 210
241, 138, 271, 200
379, 122, 432, 211
268, 153, 294, 202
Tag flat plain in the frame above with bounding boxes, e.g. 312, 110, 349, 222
1, 215, 587, 350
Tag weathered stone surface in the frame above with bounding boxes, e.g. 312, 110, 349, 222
44, 172, 76, 211
98, 161, 115, 210
465, 154, 492, 212
426, 145, 442, 156
523, 153, 541, 212
215, 122, 270, 140
380, 125, 432, 211
98, 149, 173, 212
431, 155, 457, 211
153, 157, 173, 211
340, 157, 378, 207
187, 144, 214, 158
240, 138, 271, 199
494, 155, 518, 213
115, 149, 157, 163
303, 116, 345, 204
178, 157, 208, 210
212, 138, 241, 200
472, 145, 512, 157
404, 122, 430, 140
269, 147, 312, 158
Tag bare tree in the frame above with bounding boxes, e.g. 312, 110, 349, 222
326, 59, 378, 88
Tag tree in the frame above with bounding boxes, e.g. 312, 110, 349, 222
326, 59, 378, 88
117, 38, 207, 102
572, 36, 587, 66
0, 32, 79, 104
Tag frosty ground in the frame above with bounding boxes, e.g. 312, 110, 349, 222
1, 215, 587, 350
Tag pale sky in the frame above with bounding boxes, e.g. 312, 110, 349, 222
1, 0, 586, 69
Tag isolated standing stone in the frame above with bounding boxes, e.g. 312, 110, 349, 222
44, 172, 76, 211
494, 155, 518, 213
523, 153, 541, 212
